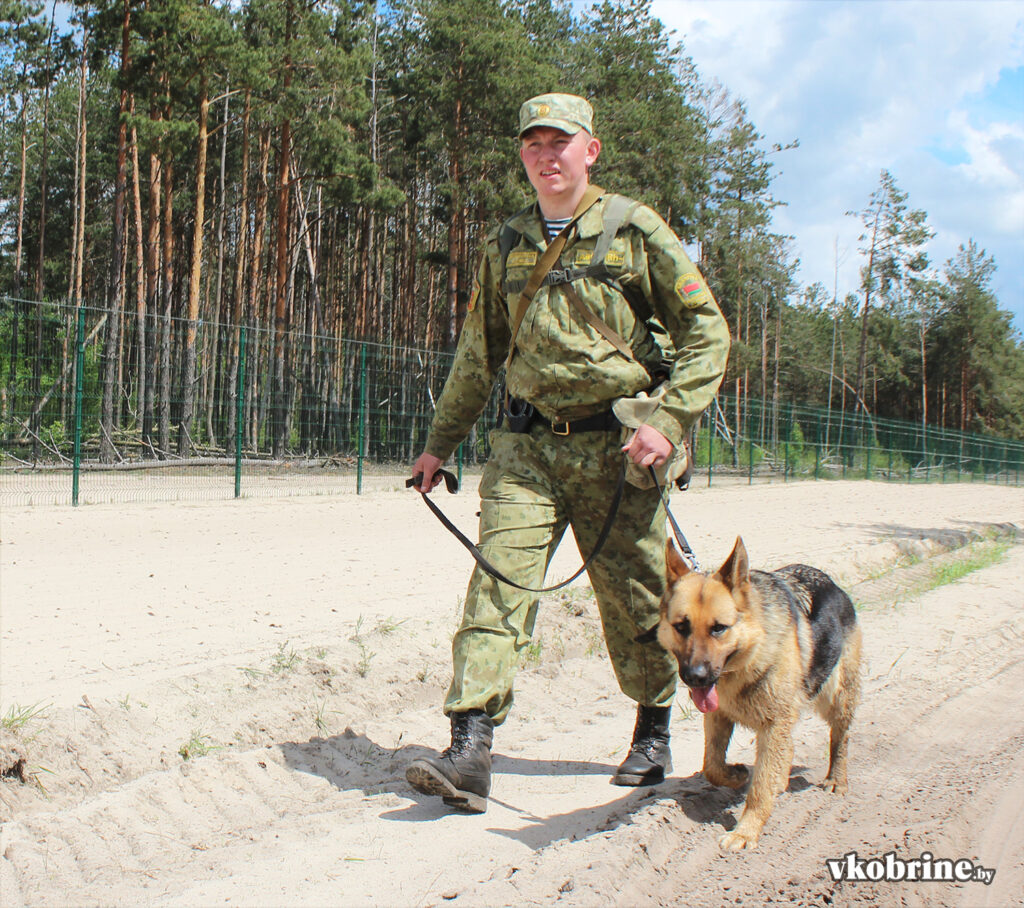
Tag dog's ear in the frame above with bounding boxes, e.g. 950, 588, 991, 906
666, 539, 691, 584
716, 536, 749, 592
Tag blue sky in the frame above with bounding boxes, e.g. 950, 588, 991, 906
641, 0, 1024, 329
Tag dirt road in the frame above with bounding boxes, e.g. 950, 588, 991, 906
1, 480, 1022, 907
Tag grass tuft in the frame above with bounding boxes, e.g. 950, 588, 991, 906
271, 641, 301, 674
178, 730, 218, 761
312, 697, 329, 735
901, 540, 1011, 602
2, 702, 51, 733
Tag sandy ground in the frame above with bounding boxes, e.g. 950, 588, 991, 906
1, 478, 1023, 907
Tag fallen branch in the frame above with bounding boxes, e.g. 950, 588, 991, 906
98, 420, 126, 464
12, 417, 71, 464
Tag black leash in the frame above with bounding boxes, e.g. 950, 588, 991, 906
407, 460, 627, 593
647, 465, 702, 572
631, 466, 703, 646
407, 458, 702, 590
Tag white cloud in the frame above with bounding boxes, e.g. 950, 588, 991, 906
950, 111, 1024, 218
649, 0, 1024, 324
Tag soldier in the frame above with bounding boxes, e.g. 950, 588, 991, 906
406, 93, 730, 813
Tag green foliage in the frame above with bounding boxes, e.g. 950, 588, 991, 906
576, 0, 700, 217
932, 241, 1024, 437
1, 0, 1022, 460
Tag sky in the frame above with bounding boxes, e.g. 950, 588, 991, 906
641, 0, 1024, 329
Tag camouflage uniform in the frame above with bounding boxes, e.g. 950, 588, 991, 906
424, 193, 730, 725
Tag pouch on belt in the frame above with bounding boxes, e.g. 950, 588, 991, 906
613, 382, 692, 490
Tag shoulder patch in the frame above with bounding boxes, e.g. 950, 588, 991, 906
467, 281, 480, 312
507, 250, 537, 268
675, 272, 709, 308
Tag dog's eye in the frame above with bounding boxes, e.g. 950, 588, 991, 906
672, 617, 691, 638
709, 623, 730, 637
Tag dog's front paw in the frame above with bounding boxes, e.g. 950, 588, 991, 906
823, 776, 848, 795
719, 829, 759, 851
705, 763, 749, 789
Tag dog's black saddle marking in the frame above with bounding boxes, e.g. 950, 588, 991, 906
758, 565, 857, 700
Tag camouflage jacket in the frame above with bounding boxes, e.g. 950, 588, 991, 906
424, 191, 731, 461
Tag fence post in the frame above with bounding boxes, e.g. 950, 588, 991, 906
357, 342, 367, 494
72, 305, 86, 507
706, 416, 714, 487
748, 435, 754, 485
234, 326, 246, 499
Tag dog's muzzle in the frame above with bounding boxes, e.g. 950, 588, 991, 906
680, 662, 718, 689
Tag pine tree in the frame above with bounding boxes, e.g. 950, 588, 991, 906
848, 169, 932, 412
935, 241, 1024, 436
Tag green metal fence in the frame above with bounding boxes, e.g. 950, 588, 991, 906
0, 297, 499, 505
2, 296, 1022, 506
703, 393, 1024, 487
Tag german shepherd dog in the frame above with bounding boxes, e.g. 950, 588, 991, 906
657, 537, 862, 851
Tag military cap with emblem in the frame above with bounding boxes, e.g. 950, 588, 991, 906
518, 93, 594, 138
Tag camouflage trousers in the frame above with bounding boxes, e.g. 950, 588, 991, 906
444, 423, 678, 725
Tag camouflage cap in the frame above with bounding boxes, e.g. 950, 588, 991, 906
518, 93, 594, 139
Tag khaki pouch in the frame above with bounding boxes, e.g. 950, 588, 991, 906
612, 383, 691, 490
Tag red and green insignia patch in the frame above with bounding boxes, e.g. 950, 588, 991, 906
675, 272, 707, 308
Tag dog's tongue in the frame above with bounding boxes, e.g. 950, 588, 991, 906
690, 685, 719, 713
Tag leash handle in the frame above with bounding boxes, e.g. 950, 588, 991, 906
648, 465, 701, 573
407, 469, 459, 494
407, 460, 628, 594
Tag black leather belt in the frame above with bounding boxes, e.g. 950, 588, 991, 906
534, 410, 619, 436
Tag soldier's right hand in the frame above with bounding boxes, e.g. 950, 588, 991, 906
411, 452, 444, 493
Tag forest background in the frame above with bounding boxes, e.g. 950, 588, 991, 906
2, 0, 1023, 468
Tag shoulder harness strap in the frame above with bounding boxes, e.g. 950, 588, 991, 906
501, 194, 641, 295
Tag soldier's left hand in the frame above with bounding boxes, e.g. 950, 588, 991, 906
621, 424, 673, 468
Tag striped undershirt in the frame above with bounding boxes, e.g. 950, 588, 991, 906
544, 216, 572, 242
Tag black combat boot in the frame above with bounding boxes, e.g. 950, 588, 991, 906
406, 709, 494, 813
612, 704, 673, 786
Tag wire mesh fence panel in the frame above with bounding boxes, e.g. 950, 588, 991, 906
695, 393, 1024, 486
2, 296, 1022, 506
0, 297, 507, 505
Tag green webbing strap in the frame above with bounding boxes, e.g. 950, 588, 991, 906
501, 193, 639, 296
562, 283, 636, 362
504, 183, 604, 370
588, 194, 638, 266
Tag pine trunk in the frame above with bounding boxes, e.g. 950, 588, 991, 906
143, 118, 162, 452
100, 3, 131, 463
179, 76, 209, 455
272, 114, 292, 459
158, 159, 174, 457
226, 90, 251, 453
130, 115, 147, 450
